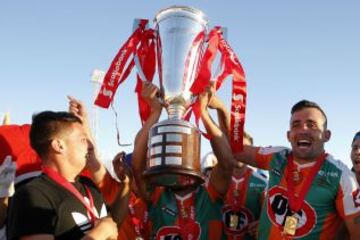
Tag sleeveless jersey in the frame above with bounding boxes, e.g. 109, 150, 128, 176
255, 147, 360, 240
223, 167, 267, 240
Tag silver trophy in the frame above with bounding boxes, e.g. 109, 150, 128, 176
140, 6, 209, 187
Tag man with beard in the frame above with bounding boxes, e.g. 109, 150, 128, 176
235, 100, 360, 239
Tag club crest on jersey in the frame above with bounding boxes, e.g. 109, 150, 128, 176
352, 189, 360, 207
155, 223, 201, 240
267, 186, 316, 238
222, 205, 254, 235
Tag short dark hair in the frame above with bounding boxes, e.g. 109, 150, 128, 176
291, 100, 327, 128
30, 111, 81, 158
352, 131, 360, 144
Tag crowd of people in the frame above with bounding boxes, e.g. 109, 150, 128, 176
1, 82, 360, 239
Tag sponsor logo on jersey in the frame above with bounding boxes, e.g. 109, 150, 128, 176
155, 223, 201, 240
222, 205, 254, 235
318, 170, 339, 178
267, 186, 316, 238
72, 200, 107, 233
271, 168, 281, 176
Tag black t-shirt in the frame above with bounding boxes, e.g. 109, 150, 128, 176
7, 174, 108, 240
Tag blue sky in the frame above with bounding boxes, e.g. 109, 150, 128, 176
1, 1, 359, 168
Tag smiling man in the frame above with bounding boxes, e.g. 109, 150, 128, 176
7, 111, 118, 240
351, 132, 360, 184
235, 100, 360, 240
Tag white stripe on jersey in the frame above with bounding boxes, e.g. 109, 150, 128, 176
15, 170, 42, 185
327, 155, 360, 216
258, 146, 288, 155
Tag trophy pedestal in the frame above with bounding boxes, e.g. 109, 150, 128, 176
144, 119, 204, 187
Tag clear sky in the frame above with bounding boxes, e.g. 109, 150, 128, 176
1, 1, 359, 168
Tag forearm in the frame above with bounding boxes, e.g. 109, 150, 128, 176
133, 111, 161, 173
132, 110, 161, 199
108, 182, 131, 227
215, 102, 231, 138
87, 152, 107, 187
202, 108, 233, 195
234, 145, 259, 168
202, 109, 232, 167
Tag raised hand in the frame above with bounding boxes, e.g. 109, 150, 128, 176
85, 216, 118, 240
67, 96, 88, 123
0, 156, 16, 198
112, 152, 133, 184
141, 81, 162, 114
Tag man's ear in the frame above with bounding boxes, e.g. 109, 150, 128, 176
50, 139, 64, 153
286, 130, 291, 143
324, 130, 331, 142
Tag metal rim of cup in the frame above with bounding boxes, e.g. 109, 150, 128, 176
154, 5, 209, 29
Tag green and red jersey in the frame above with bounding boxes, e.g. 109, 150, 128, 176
256, 147, 360, 239
223, 167, 267, 240
148, 183, 227, 240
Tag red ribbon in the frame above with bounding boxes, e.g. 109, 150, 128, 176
94, 19, 149, 108
95, 23, 246, 153
175, 192, 200, 240
128, 192, 149, 239
134, 30, 156, 124
286, 153, 327, 213
189, 27, 247, 153
42, 167, 97, 224
229, 169, 252, 211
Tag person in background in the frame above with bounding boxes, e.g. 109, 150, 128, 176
205, 87, 267, 239
200, 151, 218, 180
0, 124, 43, 240
351, 131, 360, 184
222, 132, 267, 240
335, 131, 360, 240
7, 111, 118, 239
235, 99, 360, 239
200, 133, 267, 240
111, 152, 150, 240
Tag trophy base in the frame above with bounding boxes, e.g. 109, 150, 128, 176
145, 119, 202, 188
143, 165, 204, 188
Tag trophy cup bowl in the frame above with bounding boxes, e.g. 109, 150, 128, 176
143, 6, 208, 188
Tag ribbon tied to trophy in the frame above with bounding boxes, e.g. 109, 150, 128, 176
94, 6, 247, 187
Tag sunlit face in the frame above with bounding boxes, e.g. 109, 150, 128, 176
287, 108, 330, 161
62, 123, 89, 172
351, 139, 360, 173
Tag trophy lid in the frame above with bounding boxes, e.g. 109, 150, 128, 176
154, 6, 208, 28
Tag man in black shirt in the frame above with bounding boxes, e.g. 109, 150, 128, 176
7, 111, 118, 240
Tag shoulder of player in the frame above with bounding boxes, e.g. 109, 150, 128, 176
250, 170, 268, 184
324, 154, 352, 174
257, 146, 289, 156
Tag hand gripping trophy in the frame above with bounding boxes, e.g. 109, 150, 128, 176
95, 6, 247, 188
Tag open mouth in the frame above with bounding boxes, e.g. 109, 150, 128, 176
297, 139, 312, 148
353, 158, 360, 165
